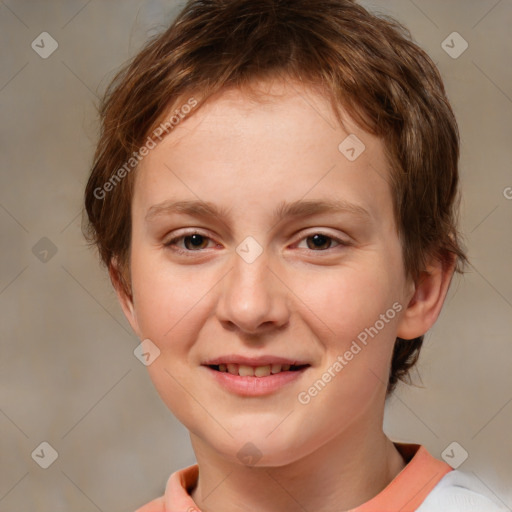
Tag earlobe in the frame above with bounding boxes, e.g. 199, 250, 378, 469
109, 257, 142, 338
396, 253, 456, 340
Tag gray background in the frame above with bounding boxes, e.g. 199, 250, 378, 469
0, 0, 511, 510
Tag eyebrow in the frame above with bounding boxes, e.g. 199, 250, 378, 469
145, 198, 371, 224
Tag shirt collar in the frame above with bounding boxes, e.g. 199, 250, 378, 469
162, 443, 452, 512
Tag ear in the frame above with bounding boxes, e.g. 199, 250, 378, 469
396, 252, 457, 340
109, 257, 142, 339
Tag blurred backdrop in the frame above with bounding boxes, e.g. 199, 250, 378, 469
0, 0, 511, 510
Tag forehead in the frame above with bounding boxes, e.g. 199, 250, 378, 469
152, 80, 376, 156
133, 80, 393, 225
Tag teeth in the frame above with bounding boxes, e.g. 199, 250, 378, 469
271, 364, 282, 374
227, 363, 238, 375
238, 365, 254, 377
254, 365, 271, 377
216, 363, 297, 377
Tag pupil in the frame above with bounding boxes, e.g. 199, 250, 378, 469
308, 234, 329, 250
186, 234, 206, 249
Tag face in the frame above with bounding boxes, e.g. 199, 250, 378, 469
118, 80, 417, 466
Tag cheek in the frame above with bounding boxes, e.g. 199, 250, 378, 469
129, 249, 208, 428
292, 262, 401, 388
130, 247, 199, 338
299, 261, 401, 336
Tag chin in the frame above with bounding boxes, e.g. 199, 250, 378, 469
204, 429, 309, 468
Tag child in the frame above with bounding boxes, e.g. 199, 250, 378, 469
84, 1, 508, 510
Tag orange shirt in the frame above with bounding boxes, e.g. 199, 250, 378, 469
136, 443, 456, 512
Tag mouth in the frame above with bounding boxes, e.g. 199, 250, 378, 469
203, 361, 311, 396
206, 363, 310, 377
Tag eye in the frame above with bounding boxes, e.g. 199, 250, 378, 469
296, 232, 350, 251
163, 230, 351, 255
163, 231, 216, 253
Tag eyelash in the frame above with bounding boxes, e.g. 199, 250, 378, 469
163, 230, 351, 255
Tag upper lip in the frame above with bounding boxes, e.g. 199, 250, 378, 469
202, 355, 310, 367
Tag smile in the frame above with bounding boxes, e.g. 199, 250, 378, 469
207, 363, 309, 377
204, 364, 310, 396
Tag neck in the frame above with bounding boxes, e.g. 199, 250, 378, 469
189, 420, 406, 512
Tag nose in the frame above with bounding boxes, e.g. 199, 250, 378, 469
215, 249, 290, 337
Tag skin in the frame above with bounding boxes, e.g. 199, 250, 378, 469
113, 78, 456, 512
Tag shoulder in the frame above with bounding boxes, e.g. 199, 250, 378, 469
417, 470, 510, 512
134, 495, 165, 512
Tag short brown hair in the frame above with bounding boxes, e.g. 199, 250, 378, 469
84, 0, 468, 394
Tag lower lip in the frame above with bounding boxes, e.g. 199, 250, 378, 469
203, 366, 309, 396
